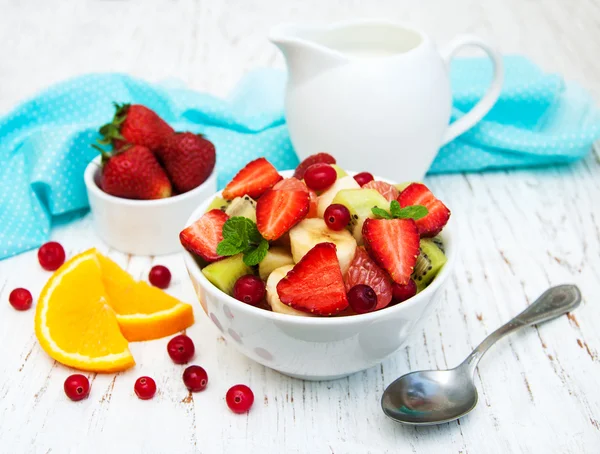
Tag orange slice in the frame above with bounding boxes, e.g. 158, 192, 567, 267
35, 250, 135, 372
35, 249, 195, 372
96, 254, 195, 342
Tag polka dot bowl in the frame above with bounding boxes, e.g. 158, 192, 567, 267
84, 156, 217, 256
182, 170, 457, 381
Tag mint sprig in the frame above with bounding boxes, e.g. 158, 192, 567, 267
372, 200, 428, 220
216, 217, 269, 266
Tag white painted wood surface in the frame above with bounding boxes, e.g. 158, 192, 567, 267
1, 0, 600, 452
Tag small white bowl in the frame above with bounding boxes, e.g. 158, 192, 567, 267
183, 170, 456, 380
84, 156, 217, 256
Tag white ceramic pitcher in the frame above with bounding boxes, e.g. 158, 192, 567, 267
270, 20, 503, 181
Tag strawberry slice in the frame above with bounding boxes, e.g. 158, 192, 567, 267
293, 153, 336, 179
222, 158, 282, 200
273, 178, 318, 218
345, 247, 393, 310
179, 209, 229, 262
256, 189, 310, 241
398, 183, 450, 237
277, 242, 349, 315
363, 180, 400, 202
362, 218, 419, 285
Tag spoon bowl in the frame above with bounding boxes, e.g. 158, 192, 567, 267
381, 285, 581, 426
382, 366, 478, 425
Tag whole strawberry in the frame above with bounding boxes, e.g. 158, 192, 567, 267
99, 104, 174, 152
157, 133, 216, 193
101, 145, 173, 200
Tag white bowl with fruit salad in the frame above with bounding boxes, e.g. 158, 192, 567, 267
181, 154, 455, 380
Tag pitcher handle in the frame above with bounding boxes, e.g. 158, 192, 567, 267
440, 35, 504, 145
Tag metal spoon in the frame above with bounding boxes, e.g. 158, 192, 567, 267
381, 284, 582, 425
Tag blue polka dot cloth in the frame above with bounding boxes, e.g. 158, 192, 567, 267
1, 56, 599, 259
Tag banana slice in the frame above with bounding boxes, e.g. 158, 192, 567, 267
266, 265, 314, 317
316, 176, 360, 218
289, 218, 357, 275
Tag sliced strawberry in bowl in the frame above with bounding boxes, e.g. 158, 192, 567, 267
222, 158, 283, 200
398, 183, 450, 237
256, 189, 310, 241
293, 153, 336, 180
345, 247, 393, 310
273, 178, 318, 218
362, 218, 420, 285
362, 180, 400, 202
277, 242, 349, 315
180, 209, 229, 262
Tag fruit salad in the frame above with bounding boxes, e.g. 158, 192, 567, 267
180, 154, 450, 317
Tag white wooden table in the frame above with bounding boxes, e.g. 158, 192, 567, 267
1, 1, 600, 452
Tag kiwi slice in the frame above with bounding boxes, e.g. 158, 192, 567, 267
225, 196, 257, 222
431, 235, 445, 254
206, 196, 230, 213
412, 239, 447, 292
202, 254, 253, 295
331, 188, 389, 244
259, 246, 294, 280
331, 164, 348, 178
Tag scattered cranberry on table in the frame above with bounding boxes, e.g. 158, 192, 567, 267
38, 241, 66, 271
233, 275, 266, 306
183, 365, 208, 392
8, 288, 33, 311
226, 384, 254, 414
64, 374, 90, 401
353, 171, 374, 186
134, 376, 157, 400
167, 334, 195, 364
149, 265, 171, 289
303, 163, 337, 191
347, 284, 378, 314
324, 204, 351, 231
391, 279, 417, 304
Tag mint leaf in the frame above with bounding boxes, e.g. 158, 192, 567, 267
396, 205, 428, 220
222, 217, 246, 244
243, 239, 269, 266
390, 200, 402, 218
371, 206, 392, 219
219, 216, 269, 264
216, 239, 243, 256
247, 222, 263, 245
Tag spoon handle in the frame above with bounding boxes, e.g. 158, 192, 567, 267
462, 285, 581, 374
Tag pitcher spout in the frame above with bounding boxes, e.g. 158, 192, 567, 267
270, 23, 346, 84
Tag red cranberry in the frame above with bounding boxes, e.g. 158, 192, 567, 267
38, 241, 66, 271
8, 288, 33, 311
167, 334, 195, 364
134, 376, 157, 400
64, 374, 90, 401
226, 384, 254, 413
149, 265, 171, 289
353, 172, 374, 186
391, 280, 417, 303
324, 204, 351, 231
183, 365, 208, 392
347, 284, 378, 314
233, 275, 266, 306
303, 163, 337, 191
